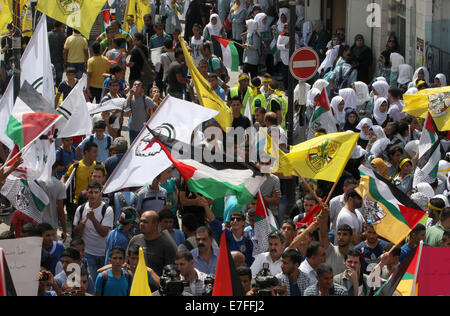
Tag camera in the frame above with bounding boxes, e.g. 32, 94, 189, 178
159, 264, 189, 296
254, 263, 279, 296
202, 274, 215, 296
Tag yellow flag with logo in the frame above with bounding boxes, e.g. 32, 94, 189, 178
282, 132, 359, 182
0, 0, 13, 35
403, 86, 450, 131
37, 0, 107, 38
179, 35, 232, 132
130, 248, 152, 296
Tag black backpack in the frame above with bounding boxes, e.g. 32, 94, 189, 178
135, 46, 156, 88
76, 202, 108, 227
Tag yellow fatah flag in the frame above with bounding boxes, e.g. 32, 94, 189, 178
123, 0, 150, 33
0, 0, 13, 35
130, 248, 152, 296
179, 35, 232, 132
284, 132, 360, 182
37, 0, 107, 38
403, 86, 450, 131
260, 128, 293, 176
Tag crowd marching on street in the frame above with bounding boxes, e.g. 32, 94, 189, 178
0, 0, 449, 297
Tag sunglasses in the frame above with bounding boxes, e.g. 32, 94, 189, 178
230, 217, 243, 222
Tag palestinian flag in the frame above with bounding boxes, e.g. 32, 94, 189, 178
150, 130, 266, 210
412, 112, 441, 188
253, 191, 278, 256
212, 35, 239, 72
212, 231, 246, 296
357, 165, 426, 245
296, 197, 326, 227
0, 176, 49, 223
0, 249, 17, 297
101, 9, 111, 33
375, 241, 423, 296
306, 89, 337, 139
5, 81, 60, 151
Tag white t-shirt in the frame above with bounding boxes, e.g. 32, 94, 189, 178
73, 202, 114, 256
336, 207, 365, 235
190, 36, 204, 66
250, 252, 283, 278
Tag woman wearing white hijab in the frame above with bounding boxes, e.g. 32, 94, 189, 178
305, 88, 321, 127
404, 87, 418, 95
353, 81, 372, 119
412, 66, 430, 86
312, 79, 329, 94
356, 117, 373, 148
301, 21, 313, 47
434, 73, 447, 87
243, 19, 261, 79
277, 8, 289, 33
397, 64, 413, 88
203, 13, 226, 40
372, 97, 392, 127
369, 80, 390, 114
330, 96, 345, 130
339, 88, 357, 110
254, 12, 268, 34
389, 52, 405, 87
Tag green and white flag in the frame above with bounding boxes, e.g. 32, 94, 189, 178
212, 35, 240, 72
307, 89, 337, 139
0, 177, 49, 223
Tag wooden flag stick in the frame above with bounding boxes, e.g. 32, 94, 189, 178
325, 181, 340, 205
292, 167, 326, 208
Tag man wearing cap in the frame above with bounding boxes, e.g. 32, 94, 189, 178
104, 137, 128, 177
227, 73, 253, 115
76, 120, 114, 163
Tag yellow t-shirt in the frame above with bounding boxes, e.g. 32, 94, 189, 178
64, 34, 88, 63
65, 160, 105, 204
87, 56, 110, 89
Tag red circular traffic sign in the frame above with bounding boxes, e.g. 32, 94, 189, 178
289, 47, 320, 81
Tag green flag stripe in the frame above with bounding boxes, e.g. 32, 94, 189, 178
311, 106, 328, 122
368, 177, 409, 227
6, 115, 24, 149
228, 41, 239, 72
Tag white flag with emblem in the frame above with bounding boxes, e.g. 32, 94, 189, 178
103, 96, 218, 193
20, 14, 54, 104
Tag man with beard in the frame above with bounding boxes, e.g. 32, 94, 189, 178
250, 231, 285, 278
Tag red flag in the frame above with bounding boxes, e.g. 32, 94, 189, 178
318, 88, 330, 110
0, 249, 17, 296
418, 246, 450, 296
296, 197, 326, 227
212, 231, 245, 296
101, 9, 111, 24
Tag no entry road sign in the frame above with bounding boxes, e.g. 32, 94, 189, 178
289, 47, 320, 81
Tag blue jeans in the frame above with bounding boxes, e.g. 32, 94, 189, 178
85, 253, 105, 282
168, 91, 184, 100
67, 62, 86, 79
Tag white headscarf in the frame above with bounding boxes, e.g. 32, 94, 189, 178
307, 88, 321, 108
246, 19, 258, 37
376, 77, 388, 83
254, 13, 268, 34
312, 79, 329, 93
356, 117, 373, 140
277, 8, 289, 33
318, 45, 339, 73
435, 73, 447, 87
206, 14, 223, 37
339, 88, 357, 110
302, 21, 313, 46
372, 80, 390, 100
404, 87, 418, 95
370, 125, 387, 140
390, 52, 405, 73
434, 194, 450, 208
330, 96, 345, 125
397, 64, 414, 85
371, 138, 390, 158
404, 140, 419, 158
351, 145, 367, 159
373, 97, 389, 125
353, 81, 370, 105
416, 182, 435, 199
412, 66, 430, 84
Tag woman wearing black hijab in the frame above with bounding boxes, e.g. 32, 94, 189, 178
351, 34, 373, 84
184, 0, 209, 41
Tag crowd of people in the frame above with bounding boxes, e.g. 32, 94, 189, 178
0, 0, 449, 297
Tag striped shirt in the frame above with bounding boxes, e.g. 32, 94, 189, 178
276, 270, 312, 296
303, 283, 348, 296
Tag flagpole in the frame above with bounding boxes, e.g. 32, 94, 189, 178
292, 167, 326, 209
325, 181, 339, 205
410, 240, 423, 296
